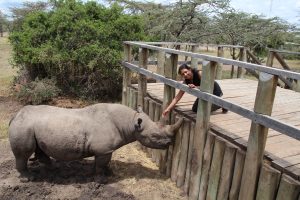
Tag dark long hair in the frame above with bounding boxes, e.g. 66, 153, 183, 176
178, 63, 192, 75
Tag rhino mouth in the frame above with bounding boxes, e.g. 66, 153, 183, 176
147, 138, 172, 149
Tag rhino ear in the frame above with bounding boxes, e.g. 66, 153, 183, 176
137, 105, 143, 113
135, 118, 143, 131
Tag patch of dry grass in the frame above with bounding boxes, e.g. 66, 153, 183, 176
0, 33, 20, 139
0, 121, 9, 139
0, 34, 17, 97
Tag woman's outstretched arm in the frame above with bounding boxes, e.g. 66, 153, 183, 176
162, 90, 185, 117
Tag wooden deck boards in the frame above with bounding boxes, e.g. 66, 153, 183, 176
144, 79, 300, 179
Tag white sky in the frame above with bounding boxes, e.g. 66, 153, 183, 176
230, 0, 300, 25
0, 0, 299, 25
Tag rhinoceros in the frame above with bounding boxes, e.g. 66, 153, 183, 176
9, 103, 183, 178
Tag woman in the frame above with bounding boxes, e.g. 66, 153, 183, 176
162, 64, 228, 117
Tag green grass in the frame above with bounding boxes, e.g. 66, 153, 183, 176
0, 122, 9, 139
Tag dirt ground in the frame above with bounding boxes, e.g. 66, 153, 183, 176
0, 33, 186, 200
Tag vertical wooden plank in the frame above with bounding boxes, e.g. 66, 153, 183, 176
147, 100, 156, 156
231, 48, 236, 78
162, 52, 178, 177
206, 137, 226, 200
138, 48, 148, 109
157, 44, 165, 75
132, 89, 138, 110
122, 44, 132, 105
237, 47, 246, 78
148, 100, 156, 120
162, 53, 178, 124
217, 143, 237, 200
183, 122, 195, 194
171, 121, 183, 182
266, 51, 275, 67
140, 97, 149, 152
128, 87, 133, 108
176, 119, 191, 187
276, 174, 300, 200
216, 46, 224, 80
229, 149, 245, 200
198, 132, 216, 200
239, 72, 278, 200
153, 103, 162, 165
191, 45, 199, 69
166, 112, 176, 177
143, 97, 150, 115
256, 164, 281, 200
159, 146, 168, 174
189, 61, 217, 200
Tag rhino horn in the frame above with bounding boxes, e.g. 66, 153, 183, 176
169, 118, 184, 133
158, 117, 167, 125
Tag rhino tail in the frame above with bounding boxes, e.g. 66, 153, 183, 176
8, 114, 16, 126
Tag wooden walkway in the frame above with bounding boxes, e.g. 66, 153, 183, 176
144, 79, 300, 180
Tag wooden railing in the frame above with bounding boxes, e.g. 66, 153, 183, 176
122, 41, 300, 200
266, 49, 300, 91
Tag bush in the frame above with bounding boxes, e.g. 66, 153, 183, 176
16, 78, 61, 105
9, 0, 147, 101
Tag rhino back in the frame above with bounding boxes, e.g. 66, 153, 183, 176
10, 105, 114, 160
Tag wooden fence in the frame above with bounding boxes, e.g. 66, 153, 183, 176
122, 41, 300, 200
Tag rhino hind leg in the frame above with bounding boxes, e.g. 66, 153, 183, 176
30, 144, 51, 165
13, 146, 36, 180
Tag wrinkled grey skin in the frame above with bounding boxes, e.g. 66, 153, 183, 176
9, 103, 183, 177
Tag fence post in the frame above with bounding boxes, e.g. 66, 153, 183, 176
237, 47, 246, 78
138, 48, 148, 109
191, 45, 199, 69
266, 51, 275, 67
189, 61, 217, 200
162, 53, 178, 124
216, 46, 224, 79
239, 72, 278, 200
163, 53, 178, 177
122, 44, 132, 106
157, 45, 166, 75
230, 47, 236, 78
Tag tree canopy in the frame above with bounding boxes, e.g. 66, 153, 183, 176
112, 0, 294, 54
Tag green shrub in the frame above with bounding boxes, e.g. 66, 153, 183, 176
9, 0, 147, 100
16, 78, 61, 105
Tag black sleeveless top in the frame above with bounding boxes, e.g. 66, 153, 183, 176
184, 68, 223, 97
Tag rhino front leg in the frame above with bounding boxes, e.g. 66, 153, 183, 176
94, 153, 113, 184
94, 153, 112, 176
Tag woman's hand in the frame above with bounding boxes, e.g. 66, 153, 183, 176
188, 84, 196, 88
162, 109, 170, 117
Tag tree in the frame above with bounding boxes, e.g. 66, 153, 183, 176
208, 10, 292, 56
0, 11, 9, 37
111, 0, 229, 42
9, 1, 50, 32
9, 0, 147, 100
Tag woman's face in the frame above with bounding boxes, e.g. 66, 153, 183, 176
180, 68, 193, 80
